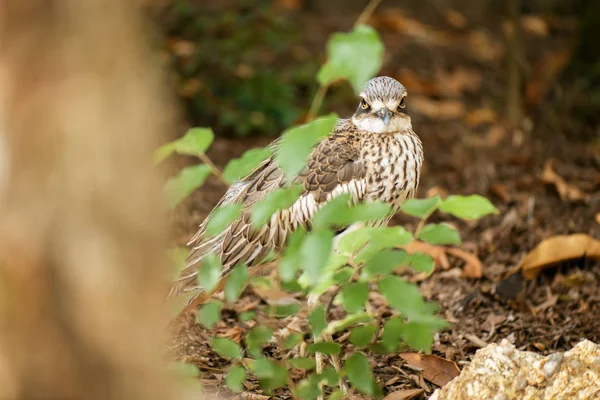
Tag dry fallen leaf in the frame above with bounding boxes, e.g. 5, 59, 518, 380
521, 15, 549, 37
465, 108, 497, 127
436, 68, 482, 96
383, 388, 425, 400
489, 183, 510, 203
404, 241, 450, 270
596, 213, 600, 225
375, 9, 450, 45
541, 160, 590, 203
467, 31, 503, 62
403, 241, 483, 277
444, 10, 467, 29
399, 353, 460, 387
446, 248, 483, 278
525, 50, 571, 108
396, 69, 440, 96
520, 234, 600, 280
410, 97, 465, 120
251, 284, 300, 307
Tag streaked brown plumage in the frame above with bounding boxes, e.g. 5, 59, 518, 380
169, 76, 423, 307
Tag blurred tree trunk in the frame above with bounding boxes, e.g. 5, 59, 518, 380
505, 0, 523, 126
0, 1, 180, 399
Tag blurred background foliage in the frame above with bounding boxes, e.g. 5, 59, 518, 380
155, 0, 599, 139
160, 0, 320, 136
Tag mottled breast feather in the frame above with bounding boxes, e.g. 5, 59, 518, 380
169, 120, 370, 300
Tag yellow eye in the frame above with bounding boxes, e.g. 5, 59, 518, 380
399, 97, 406, 109
360, 99, 369, 109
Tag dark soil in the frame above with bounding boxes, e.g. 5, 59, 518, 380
165, 1, 600, 398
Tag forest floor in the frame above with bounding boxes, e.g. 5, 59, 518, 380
166, 1, 600, 398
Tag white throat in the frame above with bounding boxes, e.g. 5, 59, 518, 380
352, 115, 412, 134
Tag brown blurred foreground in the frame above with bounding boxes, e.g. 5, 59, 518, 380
0, 1, 180, 398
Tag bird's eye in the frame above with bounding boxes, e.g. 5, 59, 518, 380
360, 99, 369, 109
398, 97, 406, 109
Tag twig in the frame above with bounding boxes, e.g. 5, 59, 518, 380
354, 0, 383, 28
197, 152, 228, 186
306, 84, 328, 123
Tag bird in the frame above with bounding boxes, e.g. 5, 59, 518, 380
169, 76, 424, 312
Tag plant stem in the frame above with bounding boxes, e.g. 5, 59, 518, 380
354, 0, 383, 28
306, 84, 328, 122
198, 152, 228, 186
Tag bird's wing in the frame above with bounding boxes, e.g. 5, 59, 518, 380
170, 121, 367, 298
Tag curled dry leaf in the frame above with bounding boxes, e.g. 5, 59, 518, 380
520, 234, 600, 280
399, 353, 460, 387
541, 160, 590, 203
403, 241, 483, 277
446, 247, 483, 278
404, 241, 450, 269
383, 388, 425, 400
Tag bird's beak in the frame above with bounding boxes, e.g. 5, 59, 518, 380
377, 107, 392, 126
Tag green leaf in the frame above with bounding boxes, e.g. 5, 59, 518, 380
313, 198, 391, 229
284, 333, 303, 349
401, 196, 441, 218
247, 326, 273, 357
224, 264, 249, 303
251, 185, 303, 228
318, 25, 384, 93
348, 202, 391, 222
363, 249, 409, 278
336, 227, 373, 254
349, 324, 377, 347
249, 358, 288, 392
381, 317, 404, 352
239, 311, 255, 321
439, 194, 498, 220
205, 204, 242, 237
289, 358, 317, 370
312, 194, 352, 230
345, 353, 375, 395
225, 365, 247, 393
326, 312, 372, 335
223, 147, 272, 184
408, 253, 435, 274
211, 337, 242, 360
320, 366, 339, 386
275, 114, 338, 181
270, 303, 301, 317
341, 282, 369, 313
418, 223, 461, 245
330, 390, 344, 400
196, 301, 222, 328
154, 142, 176, 164
301, 229, 334, 285
333, 266, 354, 284
309, 305, 327, 337
296, 378, 321, 400
173, 127, 214, 157
378, 276, 425, 318
307, 342, 341, 355
401, 321, 435, 351
279, 229, 306, 282
197, 253, 222, 293
164, 164, 211, 209
368, 226, 413, 248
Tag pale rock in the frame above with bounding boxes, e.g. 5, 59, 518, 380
429, 339, 600, 400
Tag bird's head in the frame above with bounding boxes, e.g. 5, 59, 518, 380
351, 76, 410, 134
